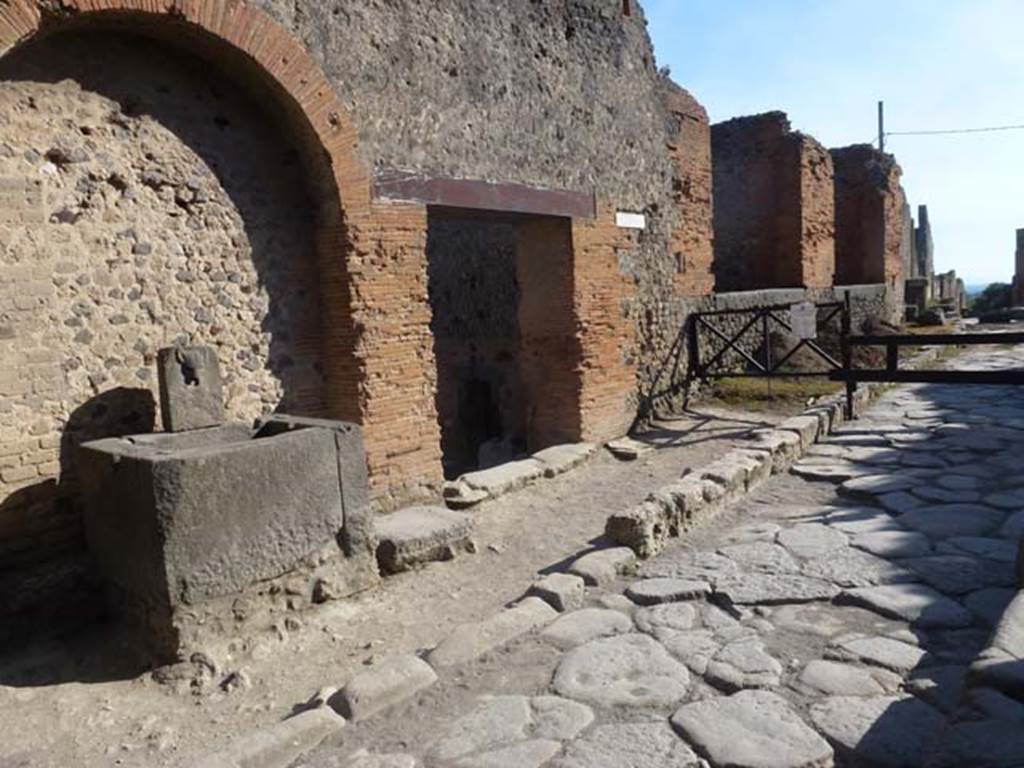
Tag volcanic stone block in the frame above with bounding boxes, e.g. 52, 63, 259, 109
157, 345, 225, 432
332, 655, 438, 722
374, 506, 475, 574
79, 425, 350, 660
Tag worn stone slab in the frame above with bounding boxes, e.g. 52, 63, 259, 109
878, 491, 927, 514
851, 530, 932, 559
937, 537, 1019, 563
777, 524, 848, 560
660, 629, 721, 674
984, 489, 1024, 510
925, 720, 1024, 768
797, 660, 894, 697
460, 459, 544, 497
642, 550, 740, 585
157, 345, 225, 433
809, 695, 943, 767
375, 507, 475, 574
999, 510, 1024, 539
430, 695, 592, 765
568, 547, 637, 586
898, 555, 1010, 595
553, 633, 691, 708
838, 584, 973, 627
898, 504, 1006, 539
722, 522, 783, 545
333, 654, 437, 722
552, 722, 700, 768
527, 573, 586, 612
701, 449, 772, 496
718, 542, 801, 574
453, 740, 561, 768
442, 481, 490, 509
802, 547, 918, 589
828, 635, 927, 673
606, 437, 653, 460
966, 687, 1024, 721
541, 608, 633, 650
532, 443, 597, 478
705, 638, 783, 692
633, 602, 699, 639
345, 750, 416, 768
905, 665, 966, 714
779, 414, 821, 450
791, 461, 861, 483
964, 588, 1016, 627
715, 572, 839, 605
426, 598, 557, 669
913, 485, 982, 504
840, 474, 921, 499
624, 577, 710, 606
195, 707, 345, 768
671, 690, 833, 768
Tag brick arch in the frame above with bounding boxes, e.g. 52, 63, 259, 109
0, 0, 371, 215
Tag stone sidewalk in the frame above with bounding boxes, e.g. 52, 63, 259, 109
287, 347, 1024, 768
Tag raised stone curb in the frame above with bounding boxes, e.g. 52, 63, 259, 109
374, 507, 475, 574
426, 597, 557, 669
567, 547, 638, 586
332, 654, 438, 722
194, 707, 346, 768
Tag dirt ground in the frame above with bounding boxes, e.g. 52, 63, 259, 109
0, 403, 795, 768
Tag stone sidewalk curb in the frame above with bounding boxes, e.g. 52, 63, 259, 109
194, 707, 346, 768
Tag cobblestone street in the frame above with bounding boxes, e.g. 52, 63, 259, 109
297, 346, 1024, 768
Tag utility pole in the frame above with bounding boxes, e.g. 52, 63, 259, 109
878, 101, 885, 153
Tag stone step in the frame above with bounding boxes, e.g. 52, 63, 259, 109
374, 506, 475, 575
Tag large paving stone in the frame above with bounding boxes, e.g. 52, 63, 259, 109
633, 602, 699, 640
838, 584, 973, 627
552, 723, 701, 768
999, 510, 1024, 539
721, 522, 783, 546
430, 695, 592, 765
905, 665, 966, 714
344, 750, 416, 768
828, 635, 926, 673
878, 491, 927, 514
802, 548, 919, 589
195, 708, 345, 768
553, 633, 690, 708
642, 551, 739, 584
791, 461, 861, 483
825, 507, 904, 535
898, 555, 1012, 595
797, 660, 896, 697
964, 587, 1016, 627
913, 486, 982, 504
374, 507, 475, 574
453, 739, 562, 768
705, 638, 783, 692
810, 695, 943, 767
427, 598, 557, 669
718, 542, 801, 574
851, 530, 932, 559
924, 720, 1024, 768
937, 536, 1018, 563
624, 577, 710, 605
840, 474, 922, 499
532, 443, 597, 478
776, 524, 848, 560
671, 690, 834, 768
898, 504, 1005, 539
660, 630, 721, 675
568, 547, 637, 586
541, 608, 633, 650
333, 655, 437, 722
715, 572, 839, 605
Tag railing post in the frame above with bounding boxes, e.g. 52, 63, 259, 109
842, 291, 856, 420
886, 342, 898, 373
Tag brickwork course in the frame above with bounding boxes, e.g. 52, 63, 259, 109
710, 112, 835, 292
831, 144, 908, 289
0, 0, 912, 640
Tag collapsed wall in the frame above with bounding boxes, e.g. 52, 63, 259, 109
831, 144, 907, 288
711, 112, 835, 292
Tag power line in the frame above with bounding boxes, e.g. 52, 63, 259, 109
886, 123, 1024, 137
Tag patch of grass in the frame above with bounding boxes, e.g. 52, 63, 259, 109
705, 376, 841, 413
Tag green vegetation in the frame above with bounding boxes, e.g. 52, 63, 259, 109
706, 376, 841, 413
969, 282, 1012, 315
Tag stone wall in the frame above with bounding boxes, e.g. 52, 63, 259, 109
711, 112, 834, 292
0, 32, 330, 598
914, 204, 934, 280
1014, 229, 1024, 306
662, 79, 714, 297
831, 145, 906, 289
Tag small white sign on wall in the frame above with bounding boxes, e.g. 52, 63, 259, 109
615, 211, 647, 230
790, 302, 818, 340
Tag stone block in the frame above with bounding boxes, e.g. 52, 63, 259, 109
332, 655, 438, 722
532, 443, 597, 478
157, 345, 225, 432
528, 572, 586, 612
605, 501, 669, 559
745, 429, 802, 473
460, 458, 544, 498
568, 547, 638, 586
79, 423, 359, 661
374, 506, 475, 574
195, 707, 345, 768
778, 414, 821, 450
426, 597, 557, 669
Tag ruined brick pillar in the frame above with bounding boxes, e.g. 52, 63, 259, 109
662, 80, 714, 296
711, 112, 835, 291
831, 144, 907, 288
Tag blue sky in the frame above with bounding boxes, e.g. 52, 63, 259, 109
643, 0, 1024, 286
